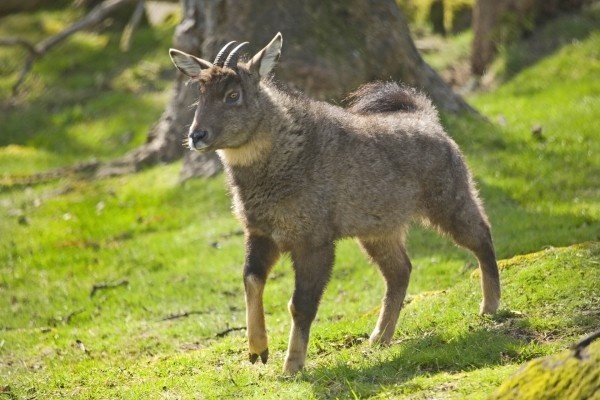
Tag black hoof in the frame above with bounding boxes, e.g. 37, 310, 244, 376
249, 348, 269, 364
260, 348, 269, 364
249, 353, 259, 364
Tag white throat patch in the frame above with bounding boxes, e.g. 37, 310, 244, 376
217, 135, 272, 167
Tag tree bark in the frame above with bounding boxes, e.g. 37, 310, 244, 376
1, 0, 137, 95
471, 0, 534, 76
97, 0, 218, 178
100, 0, 477, 180
0, 0, 45, 16
471, 0, 586, 76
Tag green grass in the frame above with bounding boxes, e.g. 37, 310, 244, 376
397, 0, 474, 33
0, 7, 176, 175
1, 6, 599, 399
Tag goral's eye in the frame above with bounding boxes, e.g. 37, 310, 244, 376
225, 91, 240, 104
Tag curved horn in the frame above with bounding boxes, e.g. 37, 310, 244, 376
224, 42, 249, 69
213, 41, 237, 67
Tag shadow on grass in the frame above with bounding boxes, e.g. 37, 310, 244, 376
476, 182, 599, 258
301, 327, 525, 398
436, 113, 600, 260
299, 241, 600, 398
0, 26, 172, 160
301, 308, 597, 399
501, 6, 599, 81
405, 179, 598, 270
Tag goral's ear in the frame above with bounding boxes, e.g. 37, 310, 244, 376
169, 49, 213, 78
248, 32, 282, 78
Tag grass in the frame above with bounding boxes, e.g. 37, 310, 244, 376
0, 7, 176, 175
1, 5, 599, 399
397, 0, 474, 33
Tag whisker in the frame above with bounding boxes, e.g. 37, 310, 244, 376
181, 132, 191, 149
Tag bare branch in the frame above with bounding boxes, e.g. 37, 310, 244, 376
0, 38, 39, 55
120, 0, 145, 52
3, 0, 136, 94
34, 0, 135, 55
90, 279, 129, 298
215, 326, 246, 338
64, 308, 86, 324
0, 159, 100, 188
572, 329, 600, 359
12, 54, 36, 96
160, 310, 209, 321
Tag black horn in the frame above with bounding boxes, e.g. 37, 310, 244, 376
224, 42, 249, 69
213, 41, 237, 67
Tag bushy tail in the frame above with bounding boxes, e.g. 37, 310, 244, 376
345, 81, 437, 118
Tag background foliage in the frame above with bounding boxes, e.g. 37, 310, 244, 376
0, 2, 598, 398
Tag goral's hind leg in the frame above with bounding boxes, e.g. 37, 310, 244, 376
359, 234, 411, 345
244, 234, 280, 364
448, 210, 500, 314
433, 201, 501, 314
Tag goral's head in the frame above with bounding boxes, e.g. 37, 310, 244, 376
169, 33, 282, 152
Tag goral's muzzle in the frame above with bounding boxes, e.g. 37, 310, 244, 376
188, 129, 210, 150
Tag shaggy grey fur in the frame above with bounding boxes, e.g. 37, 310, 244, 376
169, 33, 500, 374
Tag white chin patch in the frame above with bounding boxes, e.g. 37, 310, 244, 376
189, 138, 209, 151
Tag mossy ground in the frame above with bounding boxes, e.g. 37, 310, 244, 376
488, 339, 600, 400
1, 5, 599, 399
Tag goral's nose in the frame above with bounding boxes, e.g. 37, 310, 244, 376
189, 129, 208, 145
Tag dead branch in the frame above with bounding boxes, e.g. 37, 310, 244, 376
47, 308, 85, 326
0, 38, 39, 54
215, 326, 246, 338
1, 0, 136, 94
90, 279, 129, 298
0, 160, 100, 188
64, 308, 86, 324
0, 325, 16, 331
120, 0, 145, 51
36, 0, 134, 53
572, 329, 600, 359
160, 310, 209, 321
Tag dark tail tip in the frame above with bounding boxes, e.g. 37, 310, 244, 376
345, 82, 437, 117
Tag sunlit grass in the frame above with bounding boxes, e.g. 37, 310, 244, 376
0, 6, 177, 172
1, 5, 599, 399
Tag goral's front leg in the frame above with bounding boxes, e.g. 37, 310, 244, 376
283, 242, 335, 374
246, 275, 269, 364
243, 234, 280, 364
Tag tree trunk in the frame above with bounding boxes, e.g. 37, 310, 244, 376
99, 0, 476, 180
97, 0, 222, 178
471, 0, 586, 76
471, 0, 535, 76
0, 0, 45, 16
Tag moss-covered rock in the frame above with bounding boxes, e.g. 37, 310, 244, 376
488, 339, 600, 400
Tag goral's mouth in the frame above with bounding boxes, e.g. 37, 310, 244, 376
187, 137, 214, 152
188, 129, 214, 151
